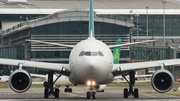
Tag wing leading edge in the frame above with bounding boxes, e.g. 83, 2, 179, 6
0, 58, 71, 76
112, 59, 180, 77
26, 39, 75, 48
108, 40, 155, 48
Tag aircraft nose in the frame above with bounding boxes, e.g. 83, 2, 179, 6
85, 57, 97, 68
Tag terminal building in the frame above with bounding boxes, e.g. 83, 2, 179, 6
0, 0, 180, 78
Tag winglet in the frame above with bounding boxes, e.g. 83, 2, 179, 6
89, 0, 94, 38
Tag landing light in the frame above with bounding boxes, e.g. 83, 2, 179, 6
92, 81, 96, 86
86, 80, 96, 86
87, 81, 91, 86
62, 67, 66, 71
118, 66, 121, 72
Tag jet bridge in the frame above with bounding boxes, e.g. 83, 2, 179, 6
130, 43, 180, 80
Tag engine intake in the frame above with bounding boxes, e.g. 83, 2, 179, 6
151, 69, 174, 93
9, 69, 32, 93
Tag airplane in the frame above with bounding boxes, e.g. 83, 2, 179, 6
0, 0, 180, 99
0, 76, 9, 82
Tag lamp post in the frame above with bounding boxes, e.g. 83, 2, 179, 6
130, 10, 133, 21
162, 0, 166, 46
129, 10, 133, 42
146, 6, 149, 41
20, 16, 22, 22
135, 14, 139, 41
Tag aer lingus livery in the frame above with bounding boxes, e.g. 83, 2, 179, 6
113, 39, 121, 64
0, 0, 180, 99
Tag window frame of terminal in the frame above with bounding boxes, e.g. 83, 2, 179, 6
79, 51, 104, 56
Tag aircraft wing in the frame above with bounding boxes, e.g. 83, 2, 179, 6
26, 39, 75, 48
31, 73, 47, 78
108, 40, 155, 48
112, 59, 180, 77
114, 74, 152, 79
0, 58, 71, 76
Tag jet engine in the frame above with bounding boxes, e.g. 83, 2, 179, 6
9, 69, 32, 93
151, 69, 174, 93
95, 85, 106, 92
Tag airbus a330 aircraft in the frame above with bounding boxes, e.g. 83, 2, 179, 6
0, 0, 180, 99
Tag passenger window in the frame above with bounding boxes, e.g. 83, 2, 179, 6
98, 51, 104, 56
91, 52, 98, 56
85, 52, 91, 56
79, 51, 84, 56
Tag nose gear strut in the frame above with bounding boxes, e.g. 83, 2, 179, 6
86, 86, 96, 99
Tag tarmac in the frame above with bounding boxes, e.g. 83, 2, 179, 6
0, 86, 179, 101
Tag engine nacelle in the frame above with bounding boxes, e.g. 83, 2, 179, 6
9, 69, 32, 93
151, 69, 174, 93
95, 85, 106, 92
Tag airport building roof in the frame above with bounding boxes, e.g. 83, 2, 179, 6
0, 0, 180, 14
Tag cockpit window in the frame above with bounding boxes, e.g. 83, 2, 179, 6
79, 51, 84, 56
79, 51, 104, 56
85, 52, 91, 56
98, 51, 104, 56
91, 52, 98, 56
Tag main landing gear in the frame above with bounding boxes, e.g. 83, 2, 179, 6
43, 71, 61, 98
86, 87, 96, 99
64, 85, 72, 93
122, 71, 139, 98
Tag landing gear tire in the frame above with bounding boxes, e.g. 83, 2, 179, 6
134, 88, 139, 98
123, 88, 128, 98
86, 91, 91, 99
44, 88, 49, 98
64, 88, 68, 92
44, 71, 61, 99
43, 81, 48, 88
92, 92, 96, 99
122, 71, 139, 98
55, 89, 59, 98
69, 88, 72, 92
64, 88, 72, 93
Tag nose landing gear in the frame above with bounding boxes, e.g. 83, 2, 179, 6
86, 87, 96, 99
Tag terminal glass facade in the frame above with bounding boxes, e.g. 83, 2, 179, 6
31, 51, 70, 58
126, 15, 180, 36
130, 46, 169, 61
98, 14, 177, 60
98, 14, 180, 36
0, 46, 24, 59
31, 21, 129, 35
30, 21, 130, 60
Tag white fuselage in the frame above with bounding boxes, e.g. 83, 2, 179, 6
69, 38, 114, 85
